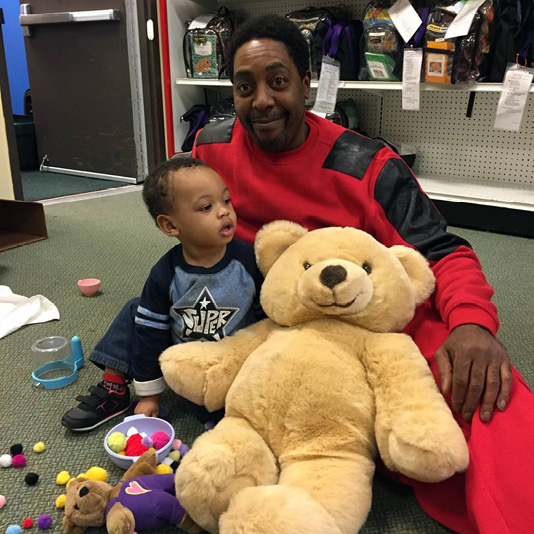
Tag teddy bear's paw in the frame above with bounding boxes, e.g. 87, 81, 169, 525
159, 350, 207, 405
220, 485, 343, 534
387, 415, 469, 483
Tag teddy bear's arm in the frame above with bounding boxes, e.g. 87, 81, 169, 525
362, 333, 469, 483
160, 318, 275, 411
120, 449, 157, 481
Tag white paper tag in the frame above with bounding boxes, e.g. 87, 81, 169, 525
402, 49, 423, 110
194, 40, 212, 56
367, 60, 390, 80
494, 64, 534, 131
312, 56, 340, 114
445, 0, 486, 39
388, 0, 423, 44
188, 14, 216, 30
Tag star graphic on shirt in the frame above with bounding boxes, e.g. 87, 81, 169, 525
173, 287, 238, 341
199, 297, 210, 309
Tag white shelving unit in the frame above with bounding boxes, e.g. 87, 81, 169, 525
166, 0, 534, 215
176, 79, 534, 92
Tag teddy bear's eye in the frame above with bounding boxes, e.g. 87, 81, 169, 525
362, 262, 372, 275
303, 262, 312, 270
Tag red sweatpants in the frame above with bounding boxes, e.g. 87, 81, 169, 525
396, 303, 534, 534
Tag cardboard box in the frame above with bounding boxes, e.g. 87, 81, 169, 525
0, 199, 48, 252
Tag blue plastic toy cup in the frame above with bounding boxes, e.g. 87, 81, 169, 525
104, 414, 175, 469
31, 336, 84, 389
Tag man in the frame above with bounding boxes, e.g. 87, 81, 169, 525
191, 14, 533, 534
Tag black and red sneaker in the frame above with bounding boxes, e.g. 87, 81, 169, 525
61, 383, 130, 432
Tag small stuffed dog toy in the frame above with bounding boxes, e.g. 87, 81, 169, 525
63, 449, 200, 534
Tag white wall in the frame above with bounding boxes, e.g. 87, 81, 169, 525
0, 85, 15, 200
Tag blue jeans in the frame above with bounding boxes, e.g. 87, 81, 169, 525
90, 297, 223, 424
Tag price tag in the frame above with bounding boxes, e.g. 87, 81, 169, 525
402, 49, 423, 110
188, 14, 215, 29
494, 64, 534, 131
389, 0, 423, 44
445, 0, 486, 39
312, 56, 340, 114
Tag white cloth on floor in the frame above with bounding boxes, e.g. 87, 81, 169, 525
0, 286, 60, 339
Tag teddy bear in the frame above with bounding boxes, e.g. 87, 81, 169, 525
159, 221, 469, 534
62, 449, 201, 534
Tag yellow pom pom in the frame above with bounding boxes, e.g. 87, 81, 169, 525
33, 442, 46, 453
155, 464, 173, 475
55, 494, 66, 508
84, 466, 108, 482
169, 450, 181, 462
56, 471, 70, 485
107, 432, 127, 453
118, 451, 126, 456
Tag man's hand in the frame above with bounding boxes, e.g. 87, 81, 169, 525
434, 324, 512, 423
134, 395, 160, 418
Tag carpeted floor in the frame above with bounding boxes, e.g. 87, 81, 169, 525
0, 189, 532, 533
21, 170, 129, 201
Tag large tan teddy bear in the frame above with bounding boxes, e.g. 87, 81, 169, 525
160, 221, 469, 534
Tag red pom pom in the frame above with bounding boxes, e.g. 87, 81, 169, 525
125, 434, 149, 457
150, 431, 170, 450
23, 518, 34, 529
12, 454, 26, 468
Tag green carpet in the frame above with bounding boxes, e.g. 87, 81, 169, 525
22, 171, 129, 201
0, 190, 532, 534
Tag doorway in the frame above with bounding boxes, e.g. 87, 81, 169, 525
3, 1, 164, 201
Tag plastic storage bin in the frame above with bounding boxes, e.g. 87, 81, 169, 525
14, 114, 39, 170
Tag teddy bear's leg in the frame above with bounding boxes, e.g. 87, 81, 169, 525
220, 455, 374, 534
175, 416, 278, 534
106, 502, 135, 534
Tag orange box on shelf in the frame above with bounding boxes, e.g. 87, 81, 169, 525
425, 41, 456, 84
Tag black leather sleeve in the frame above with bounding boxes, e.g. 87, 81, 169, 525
322, 130, 385, 180
374, 158, 471, 261
196, 117, 236, 146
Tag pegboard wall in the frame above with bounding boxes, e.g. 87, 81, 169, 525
381, 91, 534, 187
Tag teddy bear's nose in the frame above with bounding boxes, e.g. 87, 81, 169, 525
79, 486, 89, 497
320, 265, 347, 289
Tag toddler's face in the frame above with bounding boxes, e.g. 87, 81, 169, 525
167, 167, 237, 249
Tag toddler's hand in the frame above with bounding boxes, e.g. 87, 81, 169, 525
134, 395, 160, 417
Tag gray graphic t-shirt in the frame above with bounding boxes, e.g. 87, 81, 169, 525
132, 240, 264, 385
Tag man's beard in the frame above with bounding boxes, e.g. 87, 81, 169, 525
253, 132, 287, 153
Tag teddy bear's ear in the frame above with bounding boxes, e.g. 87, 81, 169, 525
390, 245, 435, 305
255, 220, 308, 275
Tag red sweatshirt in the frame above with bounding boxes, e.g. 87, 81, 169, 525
193, 111, 498, 336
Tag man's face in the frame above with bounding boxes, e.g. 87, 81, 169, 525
232, 39, 311, 153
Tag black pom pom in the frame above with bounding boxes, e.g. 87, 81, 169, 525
10, 443, 23, 456
25, 472, 39, 486
170, 461, 180, 472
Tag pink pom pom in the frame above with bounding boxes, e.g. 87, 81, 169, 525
150, 431, 170, 450
12, 454, 26, 468
171, 438, 182, 451
0, 494, 6, 509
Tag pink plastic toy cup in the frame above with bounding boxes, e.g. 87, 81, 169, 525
77, 278, 101, 296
